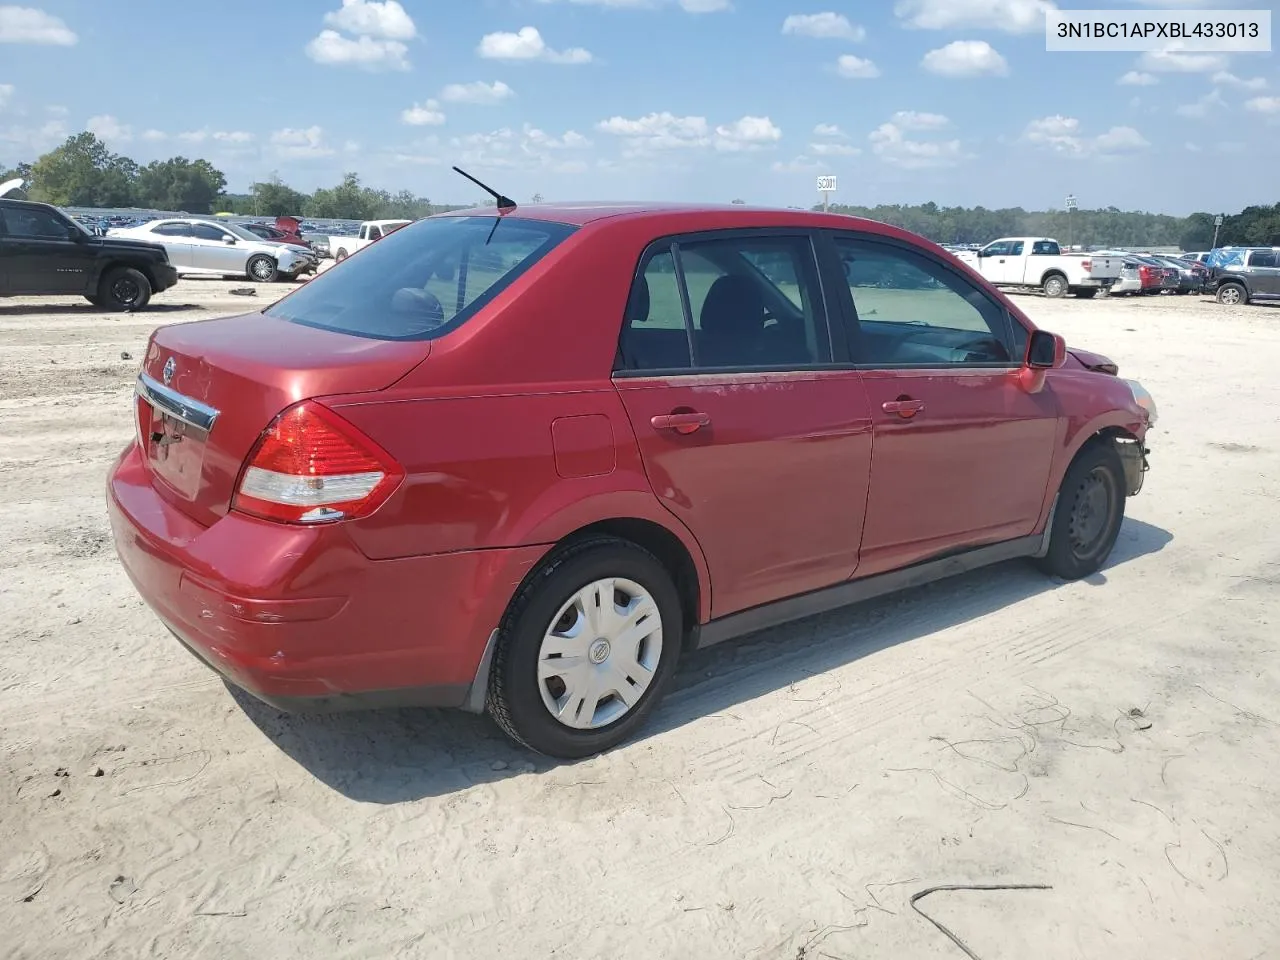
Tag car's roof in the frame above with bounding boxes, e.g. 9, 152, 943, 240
436, 201, 889, 231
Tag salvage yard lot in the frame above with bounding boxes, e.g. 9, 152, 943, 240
2, 280, 1279, 959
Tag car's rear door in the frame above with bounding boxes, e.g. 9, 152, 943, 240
1247, 250, 1280, 298
822, 230, 1061, 577
613, 229, 873, 618
146, 222, 196, 270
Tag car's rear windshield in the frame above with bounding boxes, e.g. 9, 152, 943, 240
265, 215, 577, 341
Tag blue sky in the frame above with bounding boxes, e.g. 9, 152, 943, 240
0, 0, 1276, 213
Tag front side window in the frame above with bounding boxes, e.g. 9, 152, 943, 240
1007, 241, 1025, 256
980, 241, 1010, 258
265, 215, 576, 340
191, 223, 231, 242
617, 234, 831, 373
834, 237, 1014, 367
2, 206, 70, 240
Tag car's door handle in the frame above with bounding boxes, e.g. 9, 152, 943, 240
651, 411, 710, 434
882, 399, 926, 418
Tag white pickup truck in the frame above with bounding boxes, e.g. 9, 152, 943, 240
953, 237, 1122, 299
328, 219, 413, 261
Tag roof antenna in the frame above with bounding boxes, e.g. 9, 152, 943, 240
452, 166, 517, 212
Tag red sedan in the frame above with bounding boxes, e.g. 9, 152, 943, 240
108, 202, 1157, 757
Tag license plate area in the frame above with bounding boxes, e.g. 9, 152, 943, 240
143, 400, 207, 500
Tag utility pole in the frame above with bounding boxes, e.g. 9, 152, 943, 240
1212, 213, 1224, 250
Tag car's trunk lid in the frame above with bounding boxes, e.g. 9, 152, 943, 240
136, 312, 429, 526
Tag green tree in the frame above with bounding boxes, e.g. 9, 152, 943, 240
306, 172, 380, 220
134, 157, 227, 213
28, 132, 137, 206
251, 173, 308, 217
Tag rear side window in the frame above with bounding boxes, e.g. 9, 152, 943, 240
1031, 240, 1059, 255
1248, 251, 1278, 268
265, 216, 576, 341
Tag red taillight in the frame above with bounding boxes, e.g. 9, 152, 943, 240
232, 401, 404, 524
1081, 259, 1092, 272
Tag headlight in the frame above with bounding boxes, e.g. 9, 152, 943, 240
1124, 379, 1158, 426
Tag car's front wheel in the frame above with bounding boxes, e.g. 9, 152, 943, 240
1037, 441, 1126, 580
246, 255, 278, 283
488, 538, 683, 758
1216, 283, 1247, 306
98, 267, 152, 311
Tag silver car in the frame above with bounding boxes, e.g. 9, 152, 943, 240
108, 218, 315, 282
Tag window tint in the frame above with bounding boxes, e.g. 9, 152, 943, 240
191, 223, 231, 241
265, 215, 575, 341
153, 222, 193, 237
2, 206, 69, 240
617, 234, 831, 373
1248, 251, 1278, 268
834, 238, 1014, 367
980, 241, 1009, 258
1008, 241, 1025, 256
1031, 240, 1059, 255
368, 226, 383, 241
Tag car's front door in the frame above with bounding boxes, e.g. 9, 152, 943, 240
613, 230, 873, 618
0, 205, 96, 294
826, 232, 1060, 577
188, 222, 243, 272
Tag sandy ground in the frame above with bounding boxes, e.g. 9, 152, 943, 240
1, 278, 1279, 960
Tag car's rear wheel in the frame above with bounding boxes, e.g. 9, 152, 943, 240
246, 255, 278, 283
1037, 442, 1126, 581
1216, 283, 1247, 306
98, 267, 152, 311
334, 249, 348, 262
487, 538, 682, 758
1042, 273, 1068, 298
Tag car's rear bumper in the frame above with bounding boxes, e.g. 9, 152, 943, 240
106, 442, 545, 713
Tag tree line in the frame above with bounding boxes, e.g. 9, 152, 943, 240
0, 132, 446, 221
818, 200, 1280, 251
4, 132, 1277, 246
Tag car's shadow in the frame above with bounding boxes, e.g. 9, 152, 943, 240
0, 303, 201, 316
234, 518, 1173, 802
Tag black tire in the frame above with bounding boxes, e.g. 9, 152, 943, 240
1071, 288, 1098, 299
1042, 273, 1068, 298
84, 294, 104, 307
1216, 283, 1247, 306
98, 267, 152, 311
487, 537, 683, 758
1036, 441, 1126, 581
334, 249, 348, 262
246, 254, 278, 283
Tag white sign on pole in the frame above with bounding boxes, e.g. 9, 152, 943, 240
816, 176, 837, 193
1065, 194, 1078, 211
1214, 214, 1224, 226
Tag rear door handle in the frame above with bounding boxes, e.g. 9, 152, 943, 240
882, 399, 925, 418
651, 411, 710, 434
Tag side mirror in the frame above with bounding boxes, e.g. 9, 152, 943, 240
223, 236, 236, 245
1026, 329, 1066, 369
68, 226, 86, 242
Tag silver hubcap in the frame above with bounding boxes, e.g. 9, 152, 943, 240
252, 259, 272, 280
1221, 287, 1240, 304
537, 577, 663, 730
1046, 278, 1065, 296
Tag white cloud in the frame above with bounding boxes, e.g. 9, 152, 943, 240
270, 125, 334, 158
305, 29, 409, 70
401, 99, 446, 125
895, 0, 1054, 34
1119, 71, 1157, 86
1024, 115, 1148, 156
1212, 71, 1267, 91
1176, 89, 1226, 118
141, 129, 167, 142
87, 114, 132, 143
440, 80, 514, 105
447, 123, 593, 173
869, 121, 966, 169
0, 118, 66, 154
835, 54, 879, 79
1245, 96, 1280, 114
921, 40, 1008, 77
714, 115, 782, 152
0, 5, 77, 44
596, 111, 780, 155
0, 82, 13, 109
534, 0, 730, 10
772, 155, 825, 173
891, 110, 949, 130
477, 26, 592, 64
810, 141, 861, 156
813, 123, 846, 138
1138, 46, 1227, 73
322, 0, 416, 40
781, 12, 865, 41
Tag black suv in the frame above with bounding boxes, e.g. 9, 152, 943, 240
1207, 247, 1280, 307
0, 197, 179, 310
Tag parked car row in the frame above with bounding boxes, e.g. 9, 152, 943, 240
952, 237, 1123, 298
